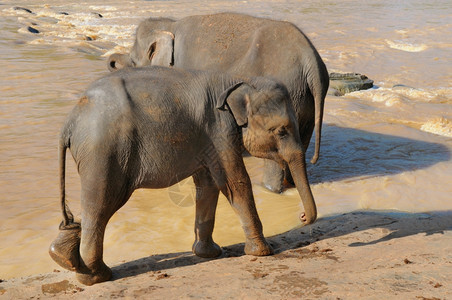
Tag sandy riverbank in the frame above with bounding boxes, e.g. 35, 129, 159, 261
1, 210, 451, 299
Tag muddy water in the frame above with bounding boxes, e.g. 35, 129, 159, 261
1, 0, 451, 279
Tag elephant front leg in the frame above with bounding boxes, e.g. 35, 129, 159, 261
192, 169, 222, 258
233, 189, 273, 257
214, 158, 273, 257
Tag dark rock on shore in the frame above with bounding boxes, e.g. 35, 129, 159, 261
329, 72, 374, 96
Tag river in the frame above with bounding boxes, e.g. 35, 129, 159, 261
0, 0, 451, 279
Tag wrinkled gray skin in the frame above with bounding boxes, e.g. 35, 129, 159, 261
108, 12, 329, 194
50, 66, 317, 285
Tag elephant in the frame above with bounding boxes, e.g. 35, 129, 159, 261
107, 12, 329, 193
49, 66, 317, 285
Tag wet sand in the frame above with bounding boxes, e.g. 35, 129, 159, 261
2, 211, 451, 299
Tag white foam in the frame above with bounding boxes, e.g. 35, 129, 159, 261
89, 5, 118, 11
4, 4, 138, 53
348, 86, 452, 106
421, 117, 452, 137
347, 88, 404, 107
386, 39, 428, 52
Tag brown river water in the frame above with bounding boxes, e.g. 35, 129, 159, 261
0, 0, 451, 279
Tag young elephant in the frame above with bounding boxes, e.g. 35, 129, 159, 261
50, 66, 316, 285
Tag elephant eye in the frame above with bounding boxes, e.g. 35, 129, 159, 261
276, 127, 287, 137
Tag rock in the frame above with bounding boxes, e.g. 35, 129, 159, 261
329, 72, 374, 96
92, 12, 103, 18
392, 84, 420, 91
13, 7, 34, 14
38, 16, 60, 24
83, 34, 98, 41
27, 26, 40, 34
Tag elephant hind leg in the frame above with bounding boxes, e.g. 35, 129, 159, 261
49, 223, 81, 271
76, 170, 134, 285
192, 169, 222, 258
299, 119, 315, 154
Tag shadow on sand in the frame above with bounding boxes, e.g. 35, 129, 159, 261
111, 210, 452, 281
304, 124, 450, 184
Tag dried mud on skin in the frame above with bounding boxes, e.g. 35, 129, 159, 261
1, 211, 451, 299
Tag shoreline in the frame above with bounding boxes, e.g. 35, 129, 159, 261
2, 210, 451, 299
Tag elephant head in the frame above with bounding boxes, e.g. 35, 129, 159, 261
217, 80, 317, 224
108, 29, 174, 71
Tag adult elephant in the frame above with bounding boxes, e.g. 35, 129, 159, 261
50, 66, 316, 285
108, 12, 329, 193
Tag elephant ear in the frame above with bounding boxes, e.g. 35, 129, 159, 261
107, 53, 132, 72
217, 82, 253, 127
145, 30, 174, 67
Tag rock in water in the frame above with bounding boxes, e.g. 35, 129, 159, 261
13, 7, 34, 14
392, 84, 419, 91
329, 73, 374, 95
27, 26, 40, 34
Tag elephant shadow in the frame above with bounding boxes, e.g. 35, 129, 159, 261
304, 124, 450, 184
266, 210, 452, 251
111, 210, 452, 281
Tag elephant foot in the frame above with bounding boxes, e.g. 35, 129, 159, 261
192, 239, 222, 258
262, 160, 285, 193
262, 173, 284, 194
76, 262, 112, 286
49, 226, 81, 271
244, 237, 273, 256
262, 180, 284, 194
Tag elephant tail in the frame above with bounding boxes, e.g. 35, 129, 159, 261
58, 134, 78, 230
308, 56, 329, 165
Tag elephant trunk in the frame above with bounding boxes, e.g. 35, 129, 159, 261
107, 53, 132, 72
286, 150, 317, 224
